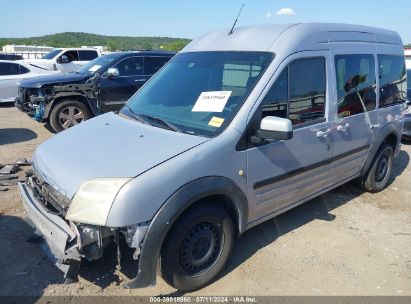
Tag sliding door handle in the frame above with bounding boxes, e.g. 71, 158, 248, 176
337, 123, 350, 132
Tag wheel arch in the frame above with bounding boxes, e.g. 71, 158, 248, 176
124, 176, 249, 289
362, 124, 400, 176
44, 93, 96, 120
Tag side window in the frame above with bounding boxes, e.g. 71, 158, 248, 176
378, 55, 406, 107
261, 57, 326, 126
144, 56, 170, 75
335, 54, 376, 118
261, 68, 288, 118
78, 50, 98, 61
115, 57, 143, 76
19, 65, 30, 74
288, 58, 326, 124
62, 50, 79, 62
0, 62, 21, 75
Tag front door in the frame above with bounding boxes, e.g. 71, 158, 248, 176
246, 52, 334, 222
99, 56, 144, 112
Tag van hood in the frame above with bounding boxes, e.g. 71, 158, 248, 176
32, 112, 209, 199
20, 72, 88, 88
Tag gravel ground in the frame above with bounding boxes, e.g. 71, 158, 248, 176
0, 104, 410, 297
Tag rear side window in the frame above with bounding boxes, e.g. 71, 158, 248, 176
261, 57, 326, 126
335, 54, 376, 118
115, 57, 143, 76
19, 65, 30, 74
0, 62, 21, 75
144, 56, 171, 75
78, 50, 98, 61
378, 55, 406, 107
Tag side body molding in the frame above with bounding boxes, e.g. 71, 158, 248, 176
124, 176, 249, 289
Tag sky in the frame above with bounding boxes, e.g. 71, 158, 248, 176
1, 0, 411, 44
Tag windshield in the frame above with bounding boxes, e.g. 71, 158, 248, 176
126, 51, 273, 137
77, 54, 120, 75
42, 49, 62, 59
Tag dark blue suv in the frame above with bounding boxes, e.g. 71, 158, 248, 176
16, 51, 175, 132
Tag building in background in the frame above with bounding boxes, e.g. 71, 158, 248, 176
2, 45, 53, 59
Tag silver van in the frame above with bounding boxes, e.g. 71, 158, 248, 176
19, 23, 407, 291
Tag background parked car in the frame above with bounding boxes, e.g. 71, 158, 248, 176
0, 53, 23, 61
24, 48, 100, 73
16, 51, 175, 132
0, 60, 56, 103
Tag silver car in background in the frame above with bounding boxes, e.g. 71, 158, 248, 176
19, 23, 406, 291
0, 60, 56, 103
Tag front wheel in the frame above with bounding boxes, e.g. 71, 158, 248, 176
358, 143, 394, 193
49, 99, 90, 132
160, 204, 234, 291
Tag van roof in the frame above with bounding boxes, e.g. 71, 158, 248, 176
182, 23, 403, 53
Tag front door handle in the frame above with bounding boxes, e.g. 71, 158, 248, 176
316, 129, 330, 138
134, 78, 147, 82
337, 123, 350, 132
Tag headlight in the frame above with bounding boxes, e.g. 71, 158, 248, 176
65, 178, 131, 225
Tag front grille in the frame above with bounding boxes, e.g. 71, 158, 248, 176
29, 170, 71, 216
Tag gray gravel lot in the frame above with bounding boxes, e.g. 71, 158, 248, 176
0, 104, 410, 296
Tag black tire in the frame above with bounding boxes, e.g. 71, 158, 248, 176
49, 99, 90, 132
358, 143, 394, 193
160, 203, 234, 291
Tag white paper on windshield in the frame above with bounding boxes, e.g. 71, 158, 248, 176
192, 91, 232, 112
88, 65, 101, 72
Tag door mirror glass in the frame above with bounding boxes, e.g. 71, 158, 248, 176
255, 116, 293, 141
106, 67, 120, 78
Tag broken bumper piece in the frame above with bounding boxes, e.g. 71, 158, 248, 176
18, 182, 81, 272
18, 181, 152, 287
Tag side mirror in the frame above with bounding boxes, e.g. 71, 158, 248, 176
252, 116, 293, 144
57, 55, 70, 64
106, 67, 119, 78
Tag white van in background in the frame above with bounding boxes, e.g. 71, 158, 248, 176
25, 48, 101, 73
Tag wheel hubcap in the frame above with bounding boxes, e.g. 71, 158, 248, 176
58, 106, 85, 129
376, 154, 389, 182
179, 222, 222, 274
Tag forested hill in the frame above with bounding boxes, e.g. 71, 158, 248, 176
0, 32, 191, 51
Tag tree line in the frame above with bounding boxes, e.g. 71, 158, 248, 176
0, 32, 191, 52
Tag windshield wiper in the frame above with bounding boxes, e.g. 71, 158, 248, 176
124, 105, 150, 125
141, 114, 181, 132
124, 106, 181, 132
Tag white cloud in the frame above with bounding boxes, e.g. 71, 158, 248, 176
276, 8, 296, 16
265, 12, 273, 18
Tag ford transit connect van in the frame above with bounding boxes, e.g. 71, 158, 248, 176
19, 23, 406, 291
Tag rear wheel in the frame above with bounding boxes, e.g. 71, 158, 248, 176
49, 99, 90, 132
358, 143, 394, 193
160, 203, 234, 291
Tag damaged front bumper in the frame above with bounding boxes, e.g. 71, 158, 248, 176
19, 182, 81, 274
18, 181, 150, 284
15, 86, 53, 121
